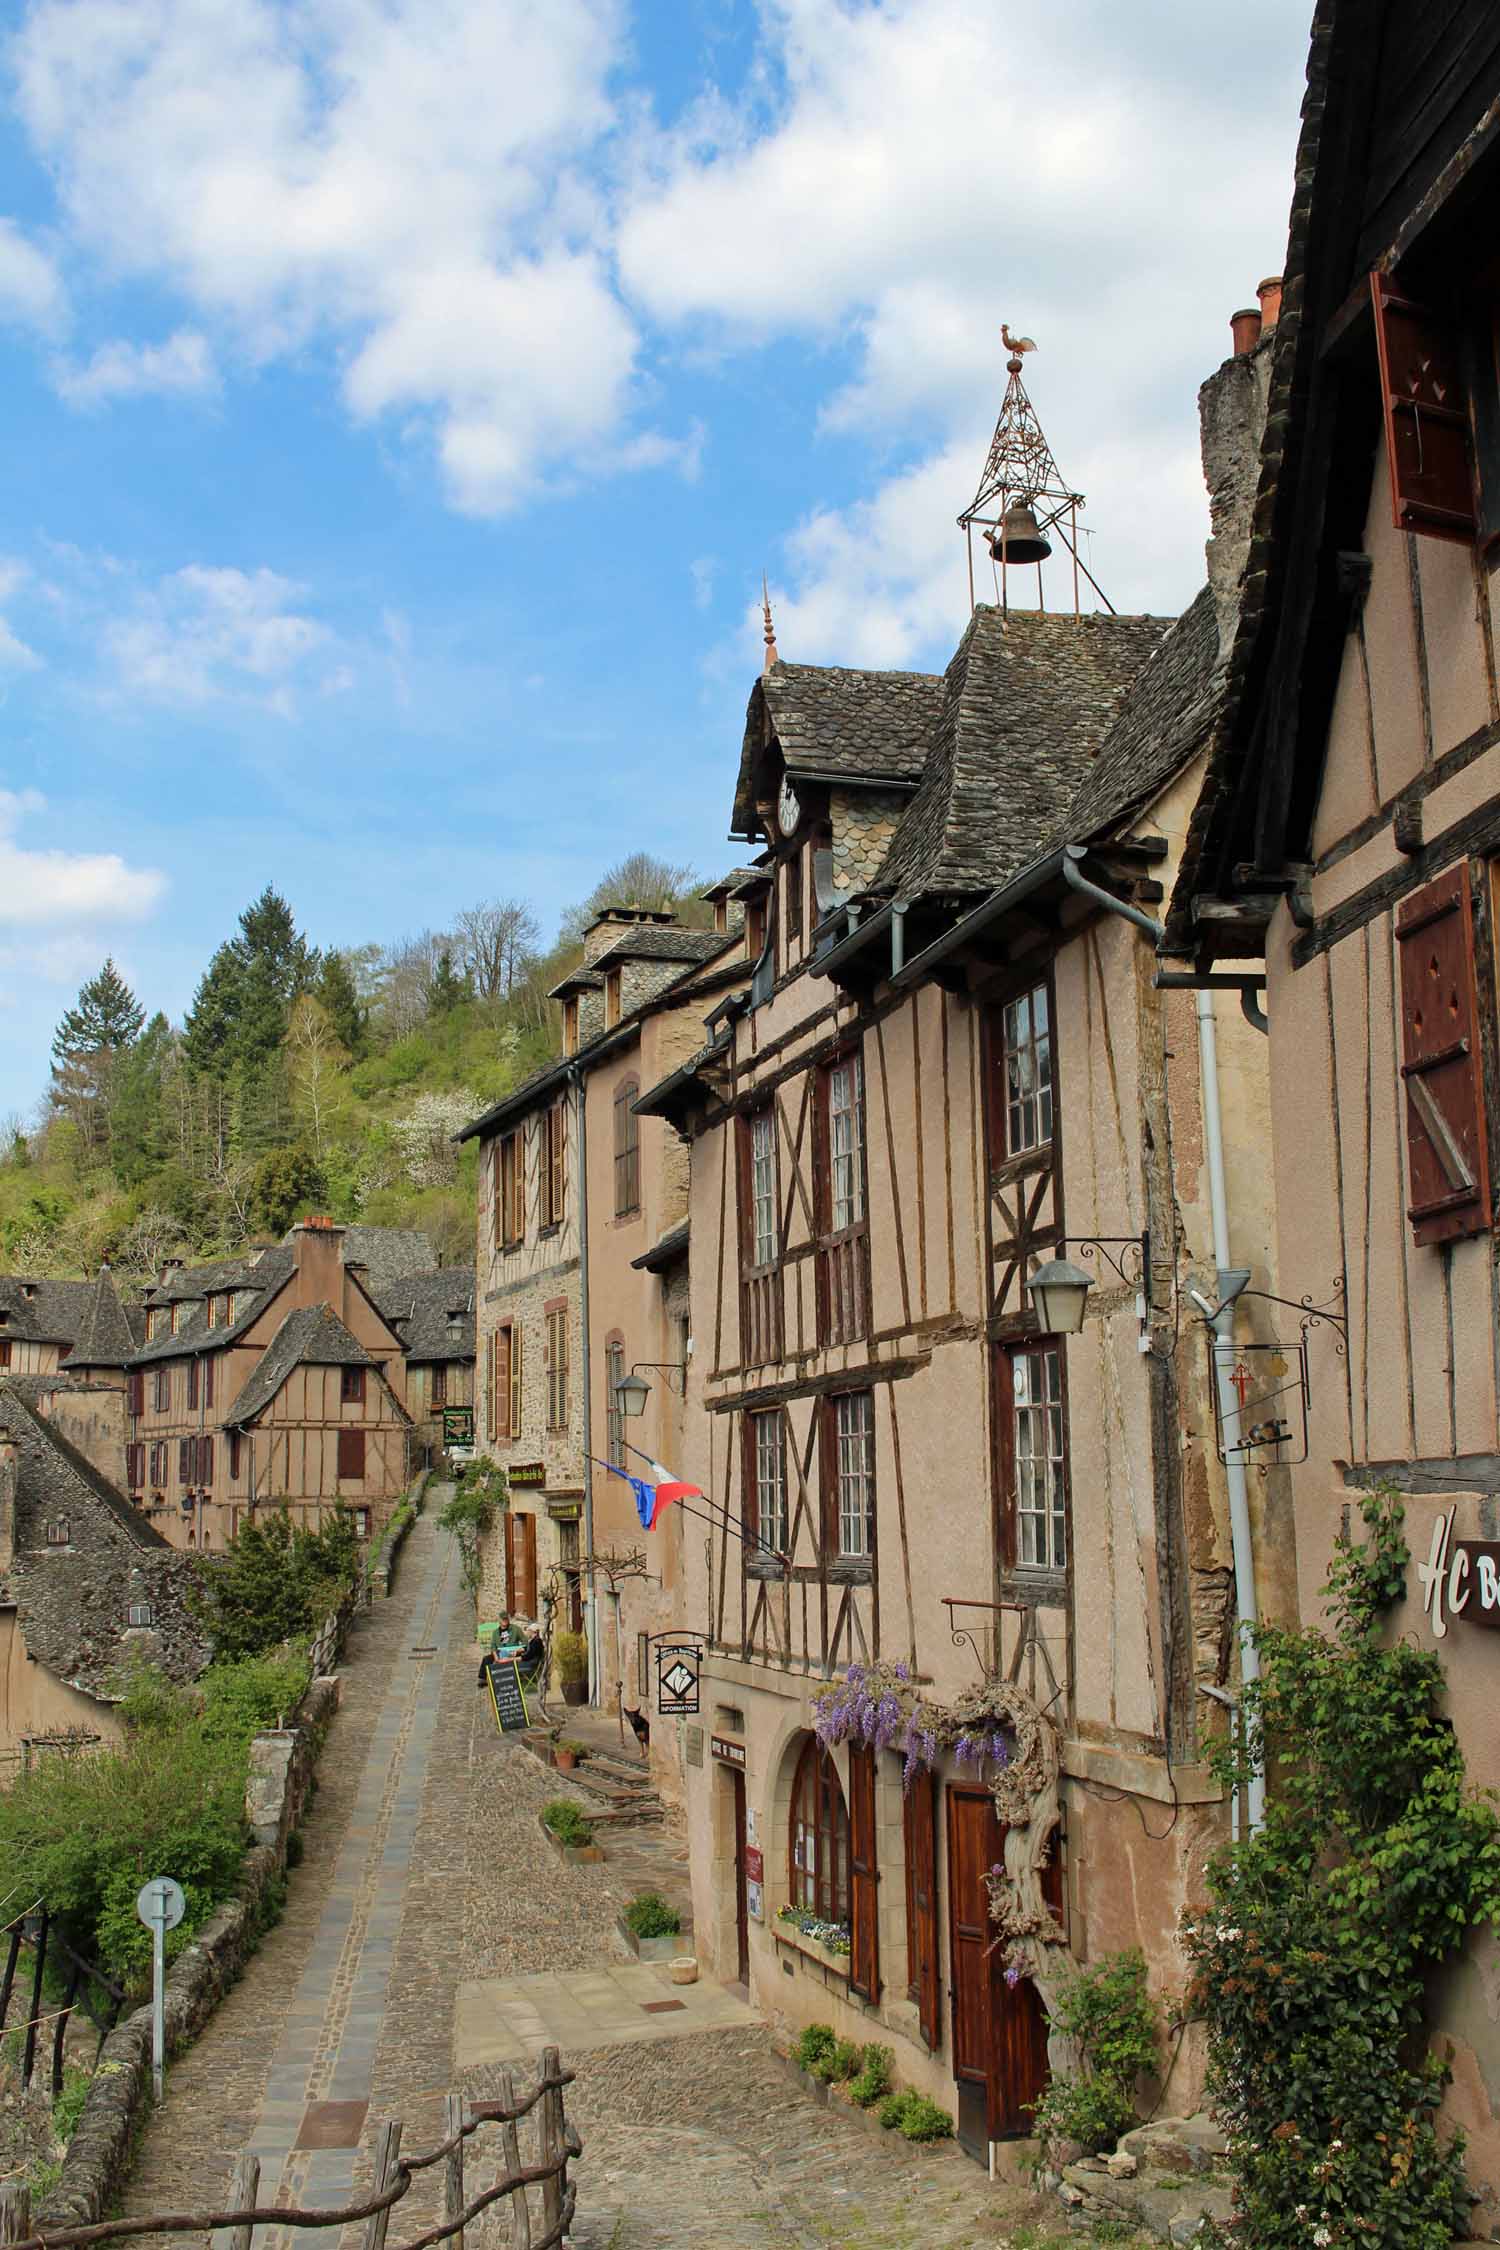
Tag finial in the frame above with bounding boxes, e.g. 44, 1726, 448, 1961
762, 575, 779, 672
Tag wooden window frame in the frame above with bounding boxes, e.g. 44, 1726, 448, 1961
737, 1105, 782, 1367
0, 1340, 11, 1373
744, 1406, 788, 1559
1396, 864, 1493, 1245
604, 967, 623, 1029
337, 1429, 366, 1483
994, 1338, 1070, 1575
561, 997, 579, 1057
430, 1363, 447, 1409
745, 890, 768, 961
997, 978, 1055, 1160
341, 1365, 366, 1405
613, 1078, 641, 1217
815, 1047, 870, 1345
153, 1366, 170, 1412
789, 1737, 851, 1929
822, 1389, 876, 1563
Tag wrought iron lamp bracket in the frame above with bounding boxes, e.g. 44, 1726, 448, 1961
1235, 1279, 1348, 1356
1064, 1232, 1150, 1295
627, 1358, 687, 1397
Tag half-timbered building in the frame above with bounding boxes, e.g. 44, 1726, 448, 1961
1167, 0, 1500, 2204
641, 304, 1292, 2157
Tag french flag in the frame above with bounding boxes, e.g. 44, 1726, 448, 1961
642, 1457, 703, 1530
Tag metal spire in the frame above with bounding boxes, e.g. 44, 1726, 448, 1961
762, 575, 779, 671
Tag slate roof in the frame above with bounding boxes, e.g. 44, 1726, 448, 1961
733, 662, 945, 834
336, 1227, 437, 1284
372, 1269, 476, 1362
1063, 585, 1223, 844
590, 926, 729, 967
0, 1378, 170, 1549
874, 606, 1170, 898
0, 1276, 96, 1347
64, 1267, 137, 1370
145, 1255, 262, 1307
631, 1220, 690, 1273
130, 1247, 296, 1366
223, 1305, 378, 1427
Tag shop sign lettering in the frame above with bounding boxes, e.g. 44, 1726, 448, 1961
1418, 1507, 1500, 1638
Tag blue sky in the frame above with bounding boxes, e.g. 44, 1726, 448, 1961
0, 0, 1311, 1117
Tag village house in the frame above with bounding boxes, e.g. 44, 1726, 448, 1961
0, 1373, 207, 1772
1166, 0, 1500, 2207
635, 309, 1290, 2159
0, 1267, 138, 1379
458, 906, 749, 1689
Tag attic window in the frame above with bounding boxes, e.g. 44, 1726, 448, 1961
604, 968, 622, 1029
206, 1296, 216, 1329
126, 1603, 154, 1629
562, 997, 580, 1057
0, 1311, 9, 1327
20, 1284, 36, 1301
714, 898, 728, 935
45, 1520, 70, 1547
341, 1366, 366, 1405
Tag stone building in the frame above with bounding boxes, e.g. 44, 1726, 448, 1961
637, 309, 1287, 2160
1167, 0, 1500, 2209
0, 1268, 137, 1379
0, 1375, 207, 1770
458, 907, 749, 1683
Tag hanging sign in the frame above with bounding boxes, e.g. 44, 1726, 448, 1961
508, 1461, 547, 1488
656, 1642, 701, 1717
441, 1406, 474, 1447
485, 1654, 532, 1732
1419, 1508, 1500, 1638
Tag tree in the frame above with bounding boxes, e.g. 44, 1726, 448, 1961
453, 899, 540, 1000
428, 949, 469, 1016
557, 853, 704, 945
285, 996, 351, 1156
249, 1143, 327, 1234
315, 951, 367, 1057
50, 960, 145, 1154
183, 890, 318, 1161
110, 1014, 176, 1188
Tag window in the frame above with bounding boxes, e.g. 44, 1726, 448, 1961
1395, 867, 1492, 1245
562, 997, 580, 1056
827, 1053, 865, 1230
606, 1339, 625, 1467
604, 967, 622, 1028
749, 1109, 776, 1268
169, 1303, 179, 1335
341, 1365, 366, 1405
789, 1738, 850, 1927
614, 1079, 641, 1215
498, 1131, 524, 1248
187, 1359, 199, 1411
1001, 982, 1053, 1155
746, 890, 768, 960
430, 1364, 447, 1409
828, 1391, 875, 1559
149, 1441, 168, 1488
785, 850, 803, 960
127, 1370, 143, 1416
713, 896, 728, 935
337, 1430, 366, 1482
0, 1341, 9, 1372
127, 1603, 154, 1629
546, 1306, 570, 1430
748, 1409, 788, 1557
205, 1294, 216, 1329
197, 1435, 214, 1485
542, 1099, 568, 1228
229, 1431, 242, 1480
817, 1050, 869, 1345
153, 1367, 170, 1412
1005, 1341, 1068, 1571
204, 1356, 215, 1410
45, 1518, 70, 1547
509, 1322, 523, 1439
178, 1436, 194, 1484
355, 1507, 372, 1540
127, 1443, 144, 1491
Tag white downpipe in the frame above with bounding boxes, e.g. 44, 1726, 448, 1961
1195, 989, 1265, 1835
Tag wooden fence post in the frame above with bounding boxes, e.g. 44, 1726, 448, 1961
21, 1912, 47, 2091
538, 2047, 562, 2237
0, 2182, 31, 2247
494, 2070, 530, 2250
361, 2120, 403, 2250
442, 2093, 464, 2250
226, 2150, 261, 2250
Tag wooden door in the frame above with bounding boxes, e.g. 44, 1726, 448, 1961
731, 1770, 750, 1983
848, 1744, 880, 2002
946, 1787, 1050, 2147
903, 1769, 941, 2048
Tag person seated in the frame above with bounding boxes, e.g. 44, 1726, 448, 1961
497, 1613, 525, 1654
517, 1624, 546, 1684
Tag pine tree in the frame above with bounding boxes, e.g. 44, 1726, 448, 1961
315, 951, 367, 1055
182, 889, 319, 1159
50, 960, 145, 1153
429, 949, 468, 1015
110, 1013, 176, 1187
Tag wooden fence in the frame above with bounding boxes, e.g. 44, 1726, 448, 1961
0, 1908, 127, 2097
0, 2050, 578, 2250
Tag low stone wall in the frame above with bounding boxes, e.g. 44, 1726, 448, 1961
38, 1675, 340, 2231
363, 1470, 429, 1604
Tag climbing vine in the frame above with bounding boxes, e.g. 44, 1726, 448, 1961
438, 1463, 505, 1594
1182, 1488, 1500, 2249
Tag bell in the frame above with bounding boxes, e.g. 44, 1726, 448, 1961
988, 498, 1051, 566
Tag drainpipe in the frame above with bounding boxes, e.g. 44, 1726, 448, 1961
890, 898, 910, 977
1195, 989, 1265, 1834
1060, 845, 1162, 938
573, 1065, 599, 1707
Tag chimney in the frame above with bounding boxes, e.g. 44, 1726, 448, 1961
290, 1218, 346, 1312
1201, 283, 1279, 654
581, 906, 678, 965
0, 1424, 16, 1579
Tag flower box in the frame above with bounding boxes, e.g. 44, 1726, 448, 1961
773, 1919, 851, 1978
537, 1812, 604, 1866
615, 1913, 682, 1962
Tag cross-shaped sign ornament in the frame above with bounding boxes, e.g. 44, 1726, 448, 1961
1229, 1359, 1254, 1408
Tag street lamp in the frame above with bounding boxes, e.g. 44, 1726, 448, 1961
1026, 1255, 1094, 1335
614, 1369, 651, 1418
1026, 1234, 1152, 1341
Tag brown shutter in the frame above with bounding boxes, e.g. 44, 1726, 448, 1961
495, 1326, 512, 1440
1371, 273, 1477, 545
337, 1429, 365, 1480
200, 1436, 214, 1486
510, 1322, 523, 1439
1396, 867, 1492, 1245
904, 1768, 941, 2047
848, 1743, 881, 2003
204, 1355, 215, 1409
178, 1437, 192, 1482
505, 1510, 517, 1605
128, 1370, 143, 1416
520, 1512, 537, 1616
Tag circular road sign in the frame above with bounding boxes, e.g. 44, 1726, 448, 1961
136, 1877, 186, 1932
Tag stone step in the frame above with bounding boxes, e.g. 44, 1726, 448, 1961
585, 1750, 654, 1783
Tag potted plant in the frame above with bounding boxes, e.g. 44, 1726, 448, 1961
554, 1629, 589, 1707
554, 1738, 585, 1772
539, 1797, 603, 1864
619, 1890, 682, 1961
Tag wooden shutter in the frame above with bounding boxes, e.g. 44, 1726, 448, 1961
904, 1768, 941, 2047
178, 1437, 192, 1483
1371, 273, 1477, 544
127, 1370, 143, 1416
1396, 867, 1492, 1244
337, 1429, 365, 1481
204, 1355, 215, 1409
520, 1511, 538, 1617
495, 1326, 513, 1440
504, 1509, 517, 1603
848, 1743, 881, 2003
510, 1323, 523, 1439
187, 1359, 199, 1410
230, 1431, 241, 1480
199, 1436, 214, 1486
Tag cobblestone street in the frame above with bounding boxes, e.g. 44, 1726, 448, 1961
119, 1500, 1068, 2250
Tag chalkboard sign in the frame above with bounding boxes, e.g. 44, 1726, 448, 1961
485, 1655, 531, 1734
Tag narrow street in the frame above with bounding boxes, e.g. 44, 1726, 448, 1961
118, 1502, 1052, 2250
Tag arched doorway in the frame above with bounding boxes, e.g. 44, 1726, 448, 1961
788, 1737, 850, 1929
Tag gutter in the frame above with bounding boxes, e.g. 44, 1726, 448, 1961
889, 848, 1071, 990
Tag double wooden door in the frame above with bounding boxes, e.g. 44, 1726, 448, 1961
505, 1510, 538, 1617
946, 1786, 1054, 2150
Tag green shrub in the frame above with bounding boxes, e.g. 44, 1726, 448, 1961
848, 2043, 894, 2107
877, 2090, 909, 2129
439, 1472, 502, 1593
809, 2036, 860, 2085
895, 2093, 953, 2143
191, 1509, 358, 1659
553, 1630, 588, 1686
624, 1891, 681, 1940
52, 2064, 92, 2146
540, 1799, 595, 1849
1030, 1948, 1159, 2157
792, 2023, 838, 2074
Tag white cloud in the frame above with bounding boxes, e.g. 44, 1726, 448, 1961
0, 790, 164, 927
105, 563, 331, 708
0, 217, 65, 335
0, 560, 41, 671
57, 326, 217, 409
12, 0, 659, 511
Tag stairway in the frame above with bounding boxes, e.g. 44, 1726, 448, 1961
522, 1733, 666, 1826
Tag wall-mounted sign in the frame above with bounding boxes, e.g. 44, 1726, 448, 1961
441, 1406, 474, 1448
746, 1878, 764, 1923
657, 1642, 701, 1717
507, 1461, 546, 1488
712, 1734, 746, 1769
684, 1724, 705, 1768
743, 1845, 764, 1885
1419, 1508, 1500, 1638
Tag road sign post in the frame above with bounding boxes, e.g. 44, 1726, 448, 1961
135, 1878, 185, 2103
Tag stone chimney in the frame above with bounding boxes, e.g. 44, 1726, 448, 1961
290, 1217, 346, 1312
1200, 277, 1282, 655
581, 906, 678, 965
0, 1424, 16, 1579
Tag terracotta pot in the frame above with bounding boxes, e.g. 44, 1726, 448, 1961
554, 1749, 577, 1772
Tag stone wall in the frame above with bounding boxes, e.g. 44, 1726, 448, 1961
38, 1674, 340, 2232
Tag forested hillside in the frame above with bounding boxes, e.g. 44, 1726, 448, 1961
0, 853, 702, 1283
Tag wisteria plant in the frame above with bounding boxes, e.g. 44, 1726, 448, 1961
813, 1661, 1013, 1788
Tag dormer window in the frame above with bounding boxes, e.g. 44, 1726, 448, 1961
45, 1520, 70, 1547
169, 1303, 179, 1336
714, 898, 728, 935
785, 850, 804, 962
206, 1296, 216, 1329
746, 893, 768, 961
562, 997, 580, 1057
604, 968, 622, 1029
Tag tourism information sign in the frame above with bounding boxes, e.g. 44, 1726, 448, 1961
656, 1641, 701, 1717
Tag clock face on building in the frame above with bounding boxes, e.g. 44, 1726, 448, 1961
777, 775, 802, 838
